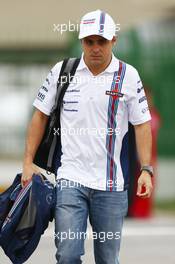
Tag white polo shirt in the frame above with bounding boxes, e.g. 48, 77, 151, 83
33, 53, 151, 191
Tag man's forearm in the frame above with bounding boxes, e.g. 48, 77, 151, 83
134, 121, 152, 167
23, 109, 49, 166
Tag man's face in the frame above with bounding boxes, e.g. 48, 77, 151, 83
81, 35, 116, 68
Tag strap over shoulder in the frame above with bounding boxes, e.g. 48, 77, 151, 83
52, 58, 81, 114
33, 57, 80, 175
46, 57, 80, 173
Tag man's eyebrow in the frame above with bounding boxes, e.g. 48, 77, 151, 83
85, 38, 94, 41
98, 38, 107, 42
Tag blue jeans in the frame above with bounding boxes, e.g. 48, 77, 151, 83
54, 179, 128, 264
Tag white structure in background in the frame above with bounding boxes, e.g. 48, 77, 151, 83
0, 64, 50, 156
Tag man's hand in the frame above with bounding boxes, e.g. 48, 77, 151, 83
136, 171, 153, 198
21, 163, 41, 187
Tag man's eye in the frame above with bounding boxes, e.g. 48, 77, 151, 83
85, 40, 93, 45
98, 39, 107, 45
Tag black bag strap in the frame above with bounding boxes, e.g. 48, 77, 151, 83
46, 58, 80, 172
52, 58, 80, 114
45, 58, 80, 143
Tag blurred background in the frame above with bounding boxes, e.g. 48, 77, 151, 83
0, 0, 175, 263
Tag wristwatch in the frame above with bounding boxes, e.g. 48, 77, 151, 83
140, 165, 154, 177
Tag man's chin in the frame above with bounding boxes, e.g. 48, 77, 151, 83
90, 60, 103, 67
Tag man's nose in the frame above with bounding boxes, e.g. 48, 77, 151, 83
92, 44, 100, 53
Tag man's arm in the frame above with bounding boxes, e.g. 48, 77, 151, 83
134, 121, 153, 198
22, 109, 49, 186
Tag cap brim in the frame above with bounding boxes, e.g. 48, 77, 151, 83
78, 32, 113, 40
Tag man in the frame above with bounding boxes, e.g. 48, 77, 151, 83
22, 10, 153, 264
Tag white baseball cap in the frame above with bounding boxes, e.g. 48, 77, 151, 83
78, 10, 116, 40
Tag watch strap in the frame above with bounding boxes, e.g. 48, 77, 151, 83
140, 165, 154, 177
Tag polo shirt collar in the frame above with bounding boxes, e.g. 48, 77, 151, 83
76, 53, 119, 73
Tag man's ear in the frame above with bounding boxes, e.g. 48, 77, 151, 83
112, 36, 117, 46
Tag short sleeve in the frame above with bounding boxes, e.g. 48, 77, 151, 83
33, 61, 63, 116
127, 70, 151, 125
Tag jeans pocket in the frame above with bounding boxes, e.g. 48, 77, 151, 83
117, 190, 128, 217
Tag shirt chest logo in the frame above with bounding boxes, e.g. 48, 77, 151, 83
105, 90, 124, 100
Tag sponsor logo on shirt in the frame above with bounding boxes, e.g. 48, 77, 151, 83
142, 106, 149, 113
137, 86, 144, 93
64, 109, 78, 112
46, 78, 50, 85
139, 96, 147, 103
37, 92, 45, 102
63, 100, 79, 112
66, 89, 80, 93
41, 86, 48, 92
63, 100, 79, 104
105, 90, 124, 99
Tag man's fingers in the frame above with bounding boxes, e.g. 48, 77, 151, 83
21, 168, 41, 188
137, 183, 152, 198
21, 180, 30, 188
21, 177, 32, 188
137, 190, 149, 198
21, 173, 33, 187
137, 172, 153, 198
136, 181, 142, 195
